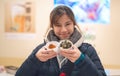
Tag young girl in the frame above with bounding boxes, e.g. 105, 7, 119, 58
15, 5, 106, 76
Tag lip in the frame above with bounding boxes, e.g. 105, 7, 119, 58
60, 33, 69, 37
60, 35, 69, 39
60, 32, 69, 35
61, 34, 68, 37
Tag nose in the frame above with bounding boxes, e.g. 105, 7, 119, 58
61, 26, 67, 32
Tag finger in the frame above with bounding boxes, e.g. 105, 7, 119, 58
43, 49, 56, 53
41, 51, 57, 59
39, 53, 49, 58
48, 53, 57, 59
47, 49, 55, 53
61, 51, 77, 59
60, 52, 70, 58
41, 49, 52, 54
60, 50, 75, 55
36, 54, 49, 62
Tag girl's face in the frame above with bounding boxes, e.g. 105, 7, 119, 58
53, 14, 74, 40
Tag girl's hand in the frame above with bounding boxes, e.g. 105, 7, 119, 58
60, 45, 81, 63
36, 46, 57, 62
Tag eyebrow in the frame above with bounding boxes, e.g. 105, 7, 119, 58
56, 20, 72, 24
66, 21, 72, 23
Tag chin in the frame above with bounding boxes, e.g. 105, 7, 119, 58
60, 37, 69, 40
59, 35, 70, 40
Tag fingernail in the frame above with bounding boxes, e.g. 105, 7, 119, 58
45, 47, 47, 50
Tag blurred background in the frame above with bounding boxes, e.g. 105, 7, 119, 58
0, 0, 120, 75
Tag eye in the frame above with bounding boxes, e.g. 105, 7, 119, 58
66, 23, 70, 25
65, 23, 71, 26
54, 24, 61, 27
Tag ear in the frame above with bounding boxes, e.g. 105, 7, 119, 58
44, 28, 53, 42
75, 25, 82, 33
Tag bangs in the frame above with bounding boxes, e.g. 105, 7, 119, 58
51, 11, 66, 26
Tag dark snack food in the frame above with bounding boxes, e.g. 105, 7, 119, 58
60, 40, 72, 49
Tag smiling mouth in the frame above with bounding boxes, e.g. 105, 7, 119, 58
61, 34, 68, 36
60, 34, 69, 39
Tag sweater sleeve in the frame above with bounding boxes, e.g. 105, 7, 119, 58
71, 43, 106, 76
15, 43, 45, 76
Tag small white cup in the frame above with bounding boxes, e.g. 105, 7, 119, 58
59, 40, 73, 50
45, 41, 60, 53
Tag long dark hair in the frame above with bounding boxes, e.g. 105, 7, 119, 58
44, 5, 82, 37
50, 5, 77, 27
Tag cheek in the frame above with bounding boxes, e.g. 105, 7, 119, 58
68, 27, 74, 34
53, 29, 59, 35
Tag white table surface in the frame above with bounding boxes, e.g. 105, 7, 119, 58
1, 69, 120, 76
0, 72, 14, 76
105, 69, 120, 76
